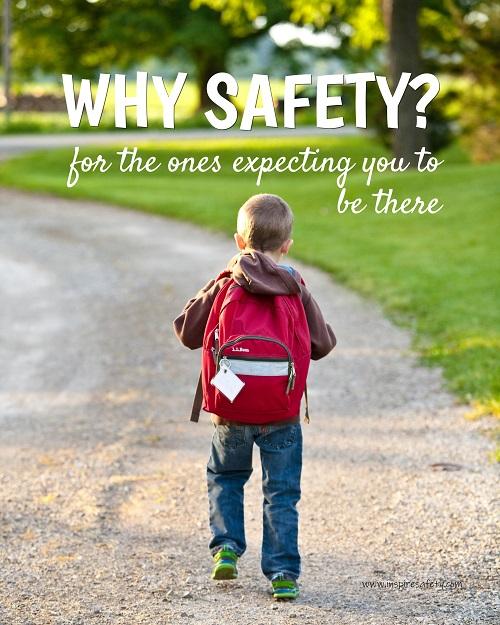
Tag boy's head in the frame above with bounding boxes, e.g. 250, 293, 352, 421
235, 194, 294, 258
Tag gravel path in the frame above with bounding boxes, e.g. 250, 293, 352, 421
0, 188, 498, 625
0, 126, 358, 159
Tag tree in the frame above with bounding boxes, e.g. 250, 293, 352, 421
98, 1, 267, 110
2, 0, 12, 117
185, 1, 289, 108
8, 0, 281, 110
419, 0, 499, 162
384, 0, 427, 163
8, 0, 497, 157
10, 0, 116, 78
201, 0, 498, 161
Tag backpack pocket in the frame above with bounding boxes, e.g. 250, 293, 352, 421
213, 335, 295, 417
213, 363, 291, 416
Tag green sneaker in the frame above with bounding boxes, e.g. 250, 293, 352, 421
271, 573, 300, 600
211, 545, 238, 580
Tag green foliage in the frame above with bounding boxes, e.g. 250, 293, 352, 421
286, 0, 339, 28
0, 136, 498, 407
10, 0, 166, 77
9, 0, 258, 80
420, 1, 500, 160
190, 0, 268, 35
6, 1, 498, 154
348, 0, 386, 49
195, 0, 386, 44
193, 0, 343, 30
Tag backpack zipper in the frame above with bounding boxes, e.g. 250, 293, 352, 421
211, 327, 220, 364
216, 335, 296, 394
221, 355, 288, 362
287, 362, 296, 393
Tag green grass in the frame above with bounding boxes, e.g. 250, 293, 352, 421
0, 110, 216, 134
0, 135, 498, 413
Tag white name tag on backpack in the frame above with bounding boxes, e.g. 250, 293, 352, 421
211, 364, 245, 402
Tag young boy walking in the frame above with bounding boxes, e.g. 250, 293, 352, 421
173, 194, 336, 600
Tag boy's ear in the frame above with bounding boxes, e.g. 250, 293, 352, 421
281, 239, 293, 255
234, 232, 246, 250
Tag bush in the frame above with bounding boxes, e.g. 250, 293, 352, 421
460, 83, 500, 163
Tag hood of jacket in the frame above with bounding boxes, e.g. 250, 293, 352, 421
226, 250, 301, 296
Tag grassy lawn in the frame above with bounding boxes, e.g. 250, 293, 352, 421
0, 135, 498, 421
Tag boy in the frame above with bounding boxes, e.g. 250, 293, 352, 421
173, 193, 336, 600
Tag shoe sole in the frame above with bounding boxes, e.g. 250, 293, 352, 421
211, 564, 238, 580
273, 589, 299, 600
273, 593, 299, 600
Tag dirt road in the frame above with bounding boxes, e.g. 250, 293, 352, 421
0, 126, 358, 159
0, 188, 497, 625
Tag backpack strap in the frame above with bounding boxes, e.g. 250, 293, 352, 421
304, 382, 310, 424
190, 372, 203, 422
214, 269, 232, 282
190, 272, 233, 423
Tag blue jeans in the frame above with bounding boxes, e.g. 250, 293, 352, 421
207, 422, 303, 581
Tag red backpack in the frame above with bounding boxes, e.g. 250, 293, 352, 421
190, 270, 311, 424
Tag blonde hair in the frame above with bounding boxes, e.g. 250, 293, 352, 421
237, 194, 293, 252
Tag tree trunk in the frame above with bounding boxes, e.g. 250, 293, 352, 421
2, 0, 12, 121
386, 0, 428, 165
195, 51, 228, 111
